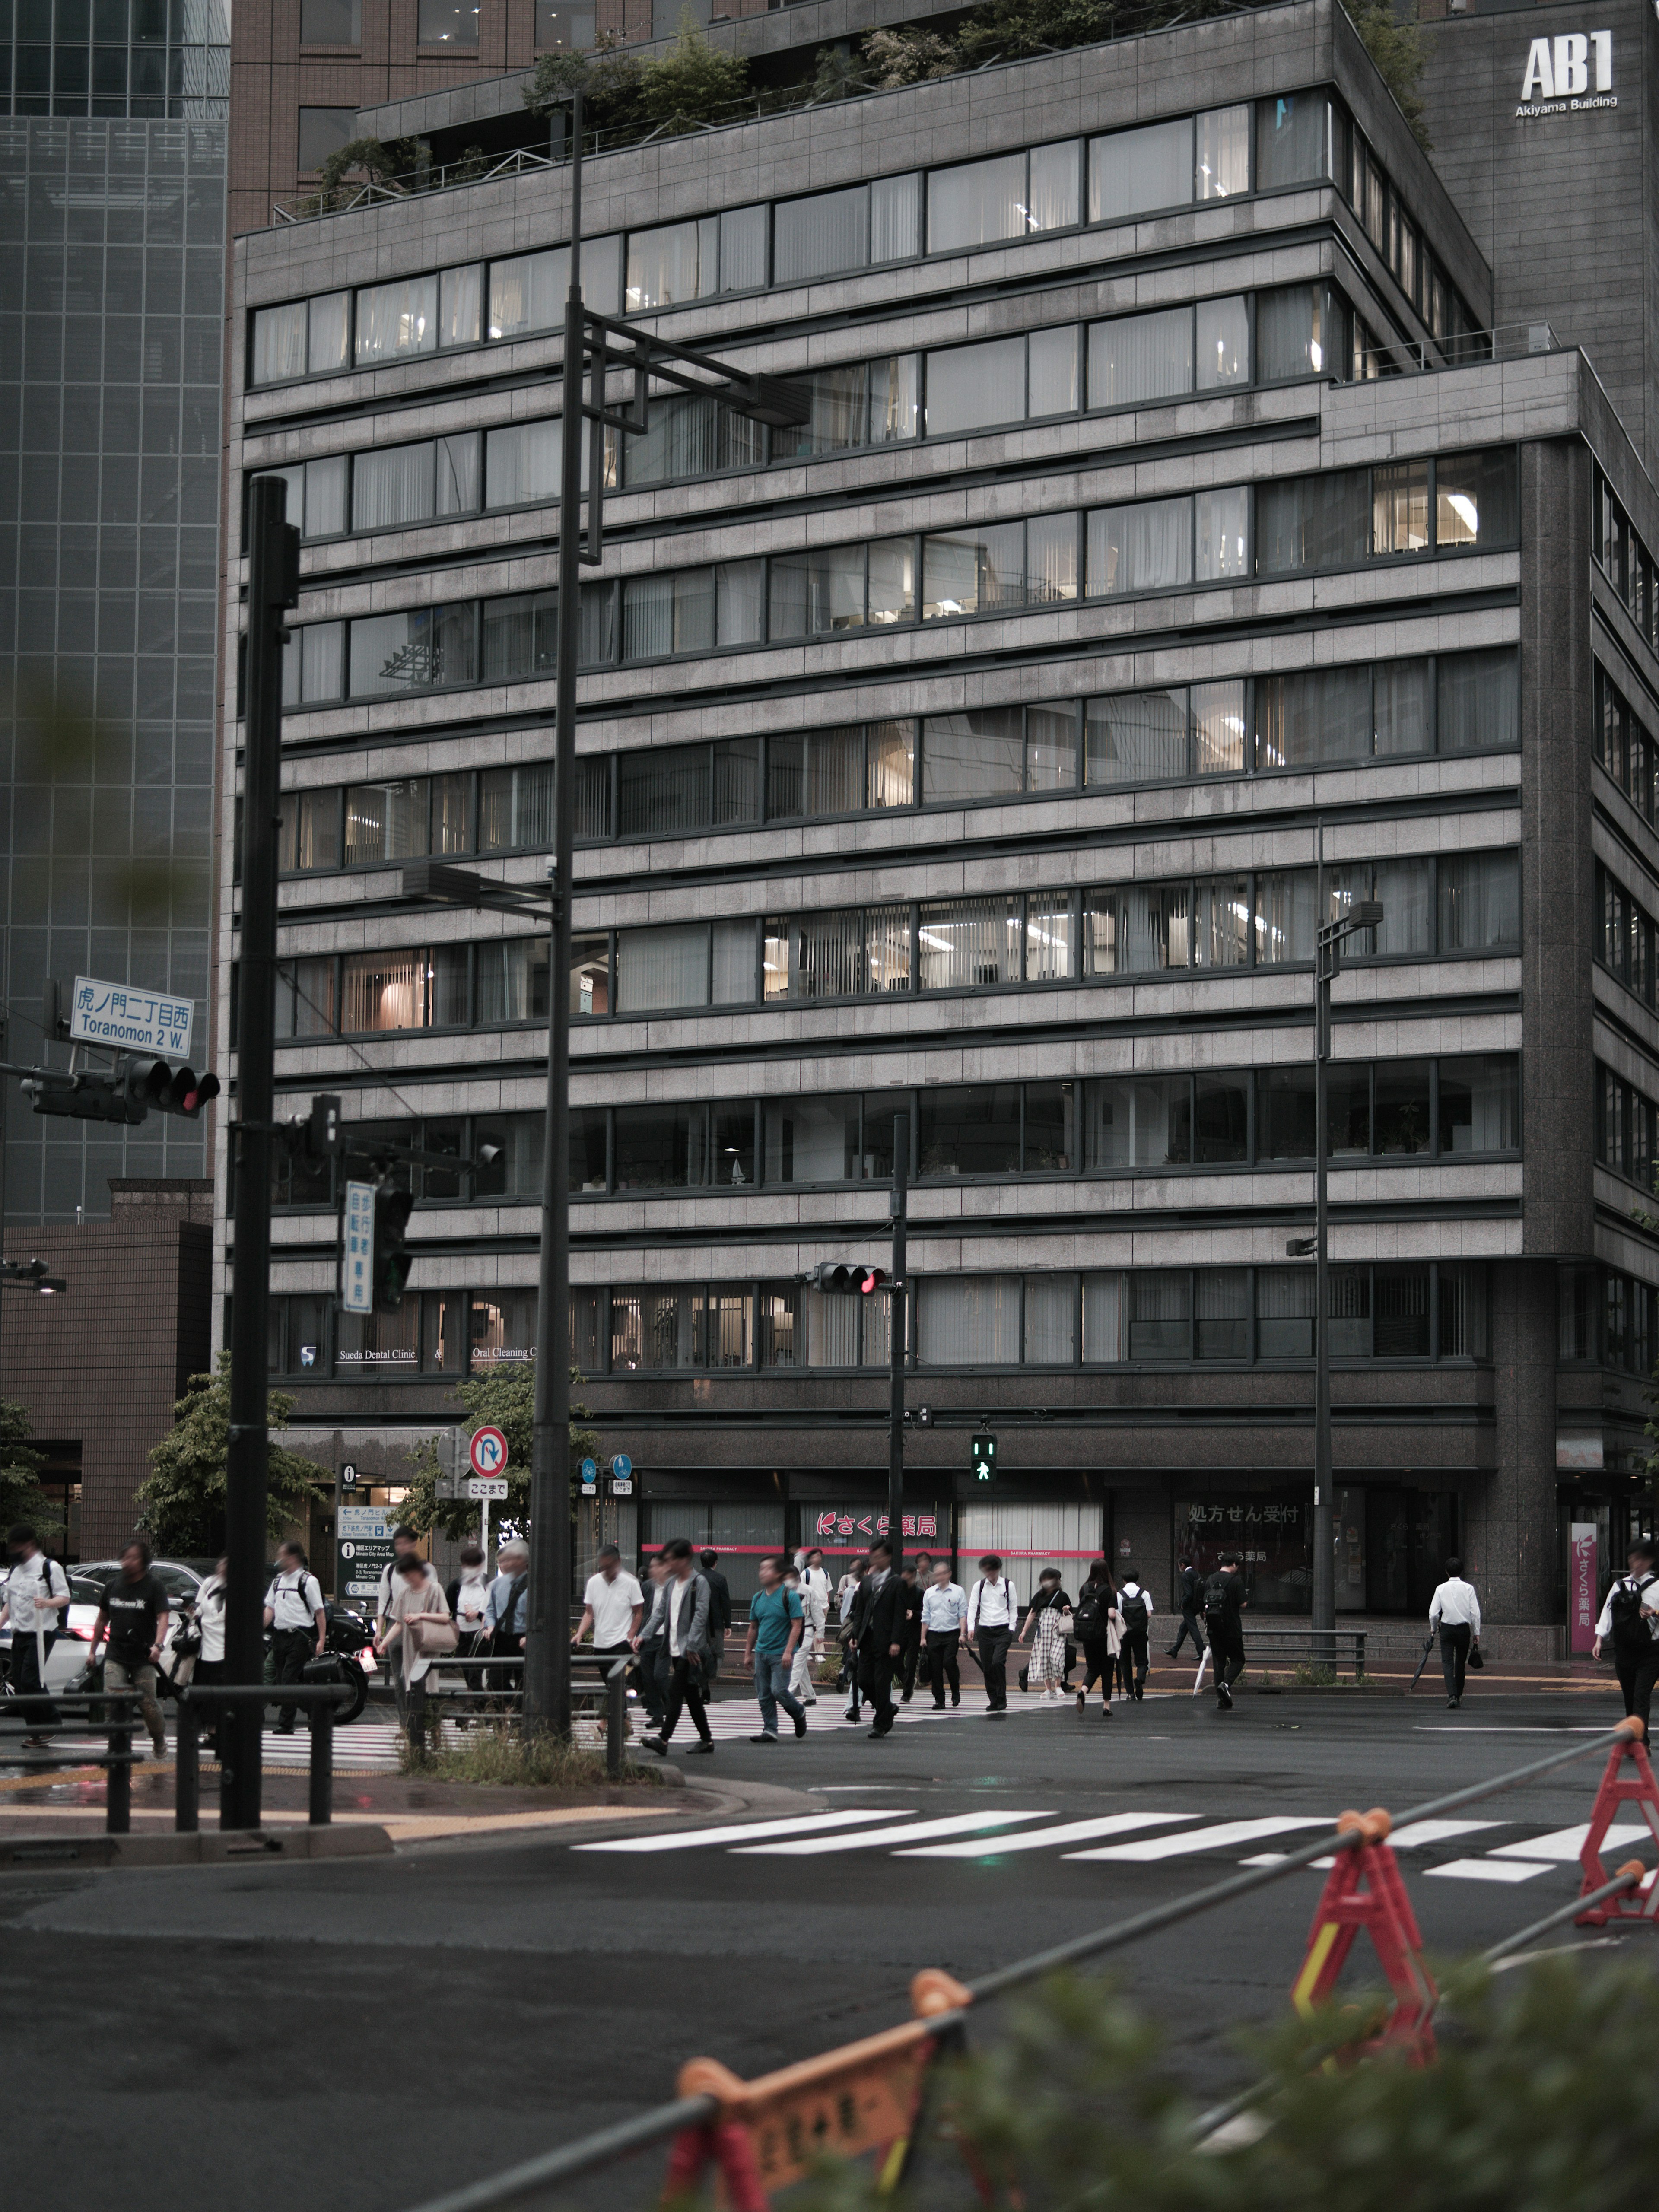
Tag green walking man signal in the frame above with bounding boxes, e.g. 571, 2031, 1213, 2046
971, 1433, 997, 1483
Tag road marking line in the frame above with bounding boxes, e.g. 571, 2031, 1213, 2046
1488, 1821, 1656, 1861
1237, 1818, 1509, 1870
1068, 1817, 1332, 1863
734, 1810, 1056, 1856
572, 1809, 913, 1853
896, 1813, 1195, 1860
1425, 1858, 1554, 1883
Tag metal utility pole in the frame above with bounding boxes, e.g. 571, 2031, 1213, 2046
521, 89, 586, 1742
224, 476, 299, 1828
1299, 842, 1382, 1666
886, 1114, 909, 1558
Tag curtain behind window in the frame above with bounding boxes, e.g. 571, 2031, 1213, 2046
1086, 689, 1187, 785
918, 1275, 1020, 1363
1025, 1274, 1077, 1362
1438, 852, 1519, 950
1438, 648, 1518, 751
926, 336, 1024, 436
486, 421, 558, 509
353, 442, 434, 531
1090, 498, 1192, 595
928, 151, 1026, 253
775, 185, 868, 284
918, 896, 1020, 988
922, 710, 1023, 804
1089, 117, 1193, 222
616, 923, 710, 1012
1089, 306, 1192, 409
354, 275, 436, 364
253, 302, 306, 384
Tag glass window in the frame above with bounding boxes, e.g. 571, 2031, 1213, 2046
613, 1103, 709, 1189
921, 709, 1023, 804
1194, 680, 1246, 775
1082, 1271, 1128, 1361
1195, 1268, 1250, 1357
348, 604, 474, 696
713, 919, 755, 1004
1089, 306, 1192, 410
917, 1275, 1021, 1364
1027, 704, 1077, 790
1025, 1081, 1075, 1169
1195, 105, 1250, 198
442, 264, 481, 345
1192, 879, 1250, 971
343, 779, 426, 865
1028, 326, 1080, 417
1438, 1054, 1520, 1154
769, 546, 867, 638
301, 0, 359, 41
1255, 469, 1369, 573
1027, 141, 1080, 231
470, 1291, 537, 1368
309, 293, 349, 374
1438, 852, 1520, 950
626, 219, 703, 311
871, 172, 920, 262
1374, 658, 1433, 755
922, 523, 1025, 620
1374, 1265, 1431, 1357
1439, 1264, 1489, 1358
720, 203, 769, 289
918, 1085, 1021, 1176
1373, 1059, 1432, 1154
1025, 1274, 1077, 1363
297, 105, 356, 175
1373, 460, 1430, 554
419, 0, 477, 39
775, 185, 867, 285
280, 788, 341, 871
615, 923, 709, 1013
928, 151, 1027, 254
1254, 870, 1316, 963
1326, 1065, 1370, 1154
476, 939, 548, 1023
354, 275, 438, 365
764, 1094, 858, 1183
479, 762, 555, 852
1089, 116, 1194, 222
489, 247, 568, 339
1436, 448, 1518, 548
1086, 688, 1186, 786
340, 949, 429, 1034
1255, 283, 1334, 381
481, 589, 557, 682
791, 910, 865, 999
869, 719, 915, 806
570, 934, 609, 1016
1131, 1271, 1192, 1358
1255, 666, 1371, 769
1257, 1066, 1316, 1159
1088, 497, 1192, 596
925, 336, 1025, 437
1195, 486, 1248, 578
486, 419, 560, 509
1084, 884, 1190, 974
803, 726, 864, 816
1195, 296, 1248, 388
918, 896, 1020, 990
251, 301, 306, 385
1082, 1075, 1189, 1169
1255, 92, 1330, 189
868, 538, 917, 626
1437, 649, 1517, 755
353, 441, 436, 532
1257, 1267, 1315, 1357
870, 354, 921, 443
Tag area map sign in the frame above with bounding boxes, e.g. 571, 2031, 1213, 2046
337, 1505, 395, 1606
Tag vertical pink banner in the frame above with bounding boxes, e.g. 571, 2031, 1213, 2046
1570, 1524, 1599, 1653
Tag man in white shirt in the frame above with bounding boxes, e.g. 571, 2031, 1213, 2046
1594, 1539, 1659, 1729
3, 1522, 70, 1744
263, 1540, 327, 1735
919, 1559, 968, 1710
966, 1554, 1020, 1716
1115, 1571, 1154, 1702
788, 1557, 829, 1707
574, 1544, 644, 1659
1427, 1555, 1482, 1708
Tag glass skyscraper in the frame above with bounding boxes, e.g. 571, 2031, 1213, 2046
0, 0, 226, 1221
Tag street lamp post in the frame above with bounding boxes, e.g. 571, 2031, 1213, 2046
1292, 885, 1383, 1662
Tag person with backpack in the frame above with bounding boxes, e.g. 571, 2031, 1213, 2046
1427, 1555, 1482, 1709
263, 1540, 327, 1736
2, 1522, 70, 1745
1072, 1560, 1123, 1717
966, 1554, 1020, 1716
1114, 1569, 1154, 1701
1166, 1554, 1208, 1660
1204, 1553, 1246, 1709
1594, 1539, 1659, 1728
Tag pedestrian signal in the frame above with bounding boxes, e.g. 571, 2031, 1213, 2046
971, 1433, 997, 1483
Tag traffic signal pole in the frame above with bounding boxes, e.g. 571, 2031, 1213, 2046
224, 477, 299, 1828
887, 1114, 909, 1560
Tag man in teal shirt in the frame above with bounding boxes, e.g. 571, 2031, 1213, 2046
743, 1555, 807, 1743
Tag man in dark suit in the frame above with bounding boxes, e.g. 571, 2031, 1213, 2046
848, 1539, 906, 1738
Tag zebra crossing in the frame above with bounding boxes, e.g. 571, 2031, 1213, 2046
574, 1802, 1650, 1881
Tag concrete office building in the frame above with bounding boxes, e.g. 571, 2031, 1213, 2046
223, 0, 1659, 1639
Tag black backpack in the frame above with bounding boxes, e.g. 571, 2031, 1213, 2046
1608, 1574, 1657, 1654
1119, 1589, 1149, 1636
1073, 1586, 1109, 1639
1204, 1572, 1233, 1622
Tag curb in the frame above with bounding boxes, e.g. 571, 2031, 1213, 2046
0, 1824, 394, 1869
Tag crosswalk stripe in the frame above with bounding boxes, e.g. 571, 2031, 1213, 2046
1067, 1817, 1332, 1863
573, 1809, 912, 1854
1488, 1821, 1657, 1861
896, 1812, 1195, 1860
732, 1810, 1056, 1857
1425, 1858, 1554, 1884
1238, 1818, 1507, 1870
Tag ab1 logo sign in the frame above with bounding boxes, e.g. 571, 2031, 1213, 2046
1517, 29, 1615, 116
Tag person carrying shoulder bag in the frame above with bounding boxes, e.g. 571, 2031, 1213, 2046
379, 1552, 455, 1744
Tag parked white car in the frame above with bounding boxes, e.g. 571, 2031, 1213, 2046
1, 1560, 204, 1693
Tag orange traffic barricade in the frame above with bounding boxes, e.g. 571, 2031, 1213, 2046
1576, 1716, 1659, 1925
1290, 1808, 1437, 2063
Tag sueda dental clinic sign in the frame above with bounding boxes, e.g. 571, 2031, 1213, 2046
1516, 29, 1616, 117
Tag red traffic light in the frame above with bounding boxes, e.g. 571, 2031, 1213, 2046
144, 1060, 222, 1119
858, 1268, 888, 1295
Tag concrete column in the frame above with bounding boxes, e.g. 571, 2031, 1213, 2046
1472, 1259, 1559, 1624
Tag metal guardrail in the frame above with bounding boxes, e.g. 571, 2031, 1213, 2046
174, 1683, 339, 1832
0, 1691, 147, 1832
398, 1719, 1649, 2212
1233, 1629, 1368, 1678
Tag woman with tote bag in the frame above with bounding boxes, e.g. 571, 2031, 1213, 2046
378, 1553, 456, 1742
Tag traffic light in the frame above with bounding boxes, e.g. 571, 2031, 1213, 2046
141, 1058, 222, 1119
22, 1057, 150, 1125
372, 1185, 415, 1312
811, 1262, 887, 1294
308, 1093, 343, 1160
970, 1432, 998, 1483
